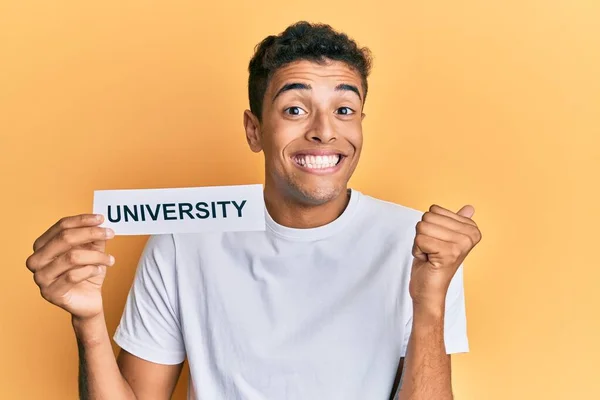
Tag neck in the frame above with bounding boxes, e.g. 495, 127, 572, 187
264, 185, 351, 229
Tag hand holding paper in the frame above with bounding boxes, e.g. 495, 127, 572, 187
25, 214, 115, 321
25, 184, 266, 323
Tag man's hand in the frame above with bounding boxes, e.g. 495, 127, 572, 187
25, 214, 116, 322
409, 204, 482, 312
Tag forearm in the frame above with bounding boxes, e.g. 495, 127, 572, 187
397, 306, 452, 400
73, 313, 136, 400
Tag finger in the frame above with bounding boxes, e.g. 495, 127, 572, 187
77, 239, 107, 253
422, 211, 471, 233
412, 237, 427, 261
412, 233, 451, 263
48, 265, 106, 299
413, 234, 449, 257
27, 226, 114, 272
87, 240, 107, 252
416, 220, 470, 244
34, 249, 114, 286
33, 214, 104, 251
429, 204, 477, 227
456, 205, 475, 219
422, 211, 481, 244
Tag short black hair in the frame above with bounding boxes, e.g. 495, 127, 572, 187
248, 21, 373, 121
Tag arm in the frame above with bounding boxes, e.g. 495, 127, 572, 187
74, 313, 182, 400
74, 314, 135, 399
397, 308, 452, 400
112, 234, 188, 397
25, 214, 183, 400
117, 350, 183, 399
397, 204, 482, 399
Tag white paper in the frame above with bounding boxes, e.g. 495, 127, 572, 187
93, 184, 265, 235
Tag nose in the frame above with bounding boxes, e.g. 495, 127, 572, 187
305, 110, 336, 143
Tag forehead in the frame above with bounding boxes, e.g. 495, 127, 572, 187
268, 59, 363, 95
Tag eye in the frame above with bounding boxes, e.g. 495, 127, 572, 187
284, 106, 307, 116
336, 107, 355, 115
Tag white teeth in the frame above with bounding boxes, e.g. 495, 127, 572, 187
294, 154, 341, 169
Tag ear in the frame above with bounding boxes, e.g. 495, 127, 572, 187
243, 110, 263, 153
361, 112, 366, 121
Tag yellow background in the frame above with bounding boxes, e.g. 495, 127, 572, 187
1, 1, 598, 399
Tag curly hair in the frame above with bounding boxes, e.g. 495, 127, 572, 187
248, 21, 373, 121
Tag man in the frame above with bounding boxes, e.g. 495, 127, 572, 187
26, 21, 482, 399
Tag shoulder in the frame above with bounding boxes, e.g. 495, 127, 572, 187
356, 191, 424, 229
143, 234, 176, 257
137, 234, 180, 274
144, 232, 217, 255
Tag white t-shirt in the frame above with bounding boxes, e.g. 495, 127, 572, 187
114, 189, 468, 400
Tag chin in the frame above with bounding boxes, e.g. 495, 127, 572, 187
290, 183, 346, 206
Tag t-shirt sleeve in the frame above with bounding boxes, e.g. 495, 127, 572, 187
400, 264, 469, 357
113, 234, 186, 365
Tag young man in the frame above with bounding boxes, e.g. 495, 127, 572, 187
26, 22, 482, 399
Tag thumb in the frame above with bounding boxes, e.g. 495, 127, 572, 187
457, 205, 475, 219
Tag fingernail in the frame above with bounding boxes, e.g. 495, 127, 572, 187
109, 255, 115, 266
95, 214, 103, 222
105, 228, 115, 238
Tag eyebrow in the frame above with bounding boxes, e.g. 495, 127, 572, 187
272, 83, 311, 103
271, 82, 362, 103
335, 83, 362, 101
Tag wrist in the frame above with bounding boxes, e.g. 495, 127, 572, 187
72, 313, 108, 347
412, 300, 445, 325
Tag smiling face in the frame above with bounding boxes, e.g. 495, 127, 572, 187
244, 59, 365, 207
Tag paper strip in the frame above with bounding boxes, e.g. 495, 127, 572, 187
92, 184, 265, 235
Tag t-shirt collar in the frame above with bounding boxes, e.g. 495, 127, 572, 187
264, 189, 361, 241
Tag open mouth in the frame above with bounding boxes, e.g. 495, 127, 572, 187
292, 154, 344, 170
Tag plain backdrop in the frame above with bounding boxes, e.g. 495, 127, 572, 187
1, 1, 599, 399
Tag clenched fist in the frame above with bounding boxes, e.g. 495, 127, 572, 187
25, 214, 116, 321
409, 204, 482, 311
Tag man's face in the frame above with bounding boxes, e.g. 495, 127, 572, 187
245, 59, 365, 206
